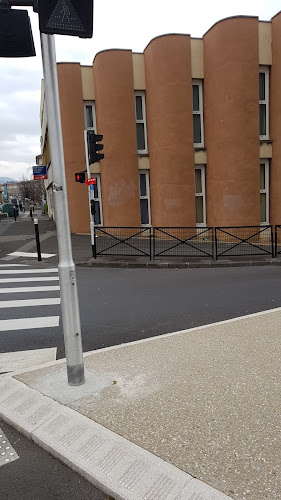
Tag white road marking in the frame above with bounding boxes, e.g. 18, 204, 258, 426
0, 286, 60, 294
0, 268, 58, 274
7, 252, 56, 258
0, 348, 57, 373
0, 277, 59, 283
0, 264, 29, 267
0, 298, 61, 308
0, 316, 60, 331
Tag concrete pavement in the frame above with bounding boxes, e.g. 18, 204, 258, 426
1, 308, 280, 499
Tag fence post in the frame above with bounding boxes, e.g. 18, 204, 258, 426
274, 225, 277, 258
93, 227, 97, 259
212, 227, 217, 260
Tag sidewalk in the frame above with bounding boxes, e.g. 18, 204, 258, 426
0, 308, 280, 499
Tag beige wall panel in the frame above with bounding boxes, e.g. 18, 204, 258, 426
144, 35, 195, 226
90, 163, 101, 174
57, 63, 90, 233
138, 156, 150, 170
194, 150, 207, 164
259, 22, 272, 65
260, 143, 272, 158
191, 39, 204, 79
81, 65, 95, 100
270, 13, 281, 224
132, 53, 146, 90
204, 17, 260, 227
93, 50, 140, 226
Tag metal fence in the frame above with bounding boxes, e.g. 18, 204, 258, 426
153, 227, 215, 259
93, 226, 277, 260
215, 226, 274, 258
94, 227, 152, 258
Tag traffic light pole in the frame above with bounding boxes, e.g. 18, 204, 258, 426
84, 130, 96, 257
40, 33, 85, 386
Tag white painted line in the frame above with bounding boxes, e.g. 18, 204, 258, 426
0, 264, 29, 267
0, 298, 61, 308
7, 252, 56, 258
0, 277, 59, 283
0, 348, 57, 373
0, 286, 60, 294
0, 316, 59, 331
0, 268, 58, 274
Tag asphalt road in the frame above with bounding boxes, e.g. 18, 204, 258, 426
1, 265, 281, 358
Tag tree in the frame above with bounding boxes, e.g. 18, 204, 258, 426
18, 176, 46, 203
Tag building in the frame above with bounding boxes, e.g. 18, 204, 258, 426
40, 12, 281, 234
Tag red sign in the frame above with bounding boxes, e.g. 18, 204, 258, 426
85, 177, 97, 185
33, 175, 47, 180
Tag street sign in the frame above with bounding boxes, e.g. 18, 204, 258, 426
38, 0, 93, 38
85, 177, 97, 185
33, 165, 47, 180
0, 8, 36, 58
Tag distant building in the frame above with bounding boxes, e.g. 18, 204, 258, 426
40, 12, 281, 234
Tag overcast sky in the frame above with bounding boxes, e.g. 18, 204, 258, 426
0, 0, 280, 181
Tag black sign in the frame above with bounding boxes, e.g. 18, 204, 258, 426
38, 0, 93, 38
0, 9, 36, 58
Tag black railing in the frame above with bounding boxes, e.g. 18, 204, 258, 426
275, 226, 281, 256
94, 226, 277, 260
94, 227, 152, 258
215, 226, 274, 258
153, 227, 215, 259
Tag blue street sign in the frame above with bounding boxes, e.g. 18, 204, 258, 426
33, 165, 47, 176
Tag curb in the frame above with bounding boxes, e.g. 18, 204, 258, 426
0, 376, 231, 500
76, 258, 281, 269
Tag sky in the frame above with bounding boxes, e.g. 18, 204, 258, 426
0, 0, 280, 181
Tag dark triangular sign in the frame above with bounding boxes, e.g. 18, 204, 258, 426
0, 9, 36, 58
38, 0, 93, 38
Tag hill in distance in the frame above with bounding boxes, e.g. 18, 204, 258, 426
0, 177, 18, 183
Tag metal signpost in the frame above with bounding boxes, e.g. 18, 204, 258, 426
84, 130, 97, 257
0, 0, 94, 386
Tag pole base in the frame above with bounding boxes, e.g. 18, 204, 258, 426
67, 363, 85, 386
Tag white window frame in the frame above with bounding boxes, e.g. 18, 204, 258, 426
139, 170, 151, 226
260, 159, 269, 225
192, 80, 204, 148
84, 101, 97, 131
135, 91, 148, 154
195, 165, 206, 226
90, 173, 103, 226
259, 67, 269, 140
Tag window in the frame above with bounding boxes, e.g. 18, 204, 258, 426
195, 166, 206, 226
90, 174, 103, 225
139, 170, 151, 225
135, 92, 148, 154
192, 80, 204, 147
260, 160, 269, 225
84, 101, 96, 130
259, 67, 269, 139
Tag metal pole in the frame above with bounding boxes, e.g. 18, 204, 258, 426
84, 130, 96, 257
33, 217, 42, 261
40, 33, 85, 386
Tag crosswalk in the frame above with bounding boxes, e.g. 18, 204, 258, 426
0, 264, 61, 374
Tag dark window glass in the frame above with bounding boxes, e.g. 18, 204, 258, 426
93, 183, 99, 199
85, 105, 93, 128
193, 114, 201, 144
260, 103, 266, 136
192, 85, 200, 111
139, 173, 147, 196
196, 196, 204, 224
135, 96, 143, 120
140, 199, 149, 225
136, 123, 145, 150
260, 193, 266, 223
259, 73, 265, 101
94, 201, 101, 225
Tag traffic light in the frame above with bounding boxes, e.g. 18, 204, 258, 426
87, 130, 104, 164
38, 0, 93, 39
75, 171, 86, 183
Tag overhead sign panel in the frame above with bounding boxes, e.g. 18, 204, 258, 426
38, 0, 93, 38
0, 9, 36, 58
